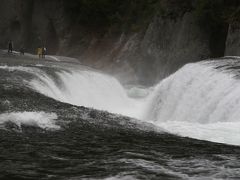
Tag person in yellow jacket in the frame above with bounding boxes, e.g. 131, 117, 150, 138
37, 47, 42, 58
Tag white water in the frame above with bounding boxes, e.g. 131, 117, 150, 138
2, 61, 240, 146
0, 65, 146, 118
144, 62, 240, 146
28, 68, 146, 118
0, 111, 59, 130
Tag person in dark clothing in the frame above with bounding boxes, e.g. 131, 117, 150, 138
8, 40, 13, 53
20, 46, 25, 55
42, 46, 46, 58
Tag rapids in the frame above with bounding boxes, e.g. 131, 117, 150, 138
1, 57, 240, 146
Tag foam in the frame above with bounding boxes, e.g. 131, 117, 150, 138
158, 121, 240, 146
0, 111, 59, 130
29, 69, 146, 118
144, 62, 240, 145
3, 62, 240, 146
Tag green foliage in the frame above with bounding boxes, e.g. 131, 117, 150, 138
63, 0, 240, 33
64, 0, 158, 32
226, 5, 240, 25
194, 0, 228, 31
156, 0, 192, 18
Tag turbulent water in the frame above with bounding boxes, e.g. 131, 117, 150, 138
144, 60, 240, 146
5, 57, 240, 146
1, 53, 240, 179
28, 67, 144, 118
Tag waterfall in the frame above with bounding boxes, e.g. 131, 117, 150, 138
143, 61, 240, 145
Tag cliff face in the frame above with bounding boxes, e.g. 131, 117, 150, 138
136, 12, 211, 84
0, 0, 239, 85
225, 24, 240, 56
0, 0, 19, 48
98, 12, 211, 85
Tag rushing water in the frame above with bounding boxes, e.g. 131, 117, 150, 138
143, 60, 240, 146
4, 58, 240, 146
0, 54, 240, 179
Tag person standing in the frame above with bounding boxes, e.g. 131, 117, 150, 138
42, 46, 46, 58
20, 46, 25, 55
8, 40, 13, 53
37, 47, 42, 58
